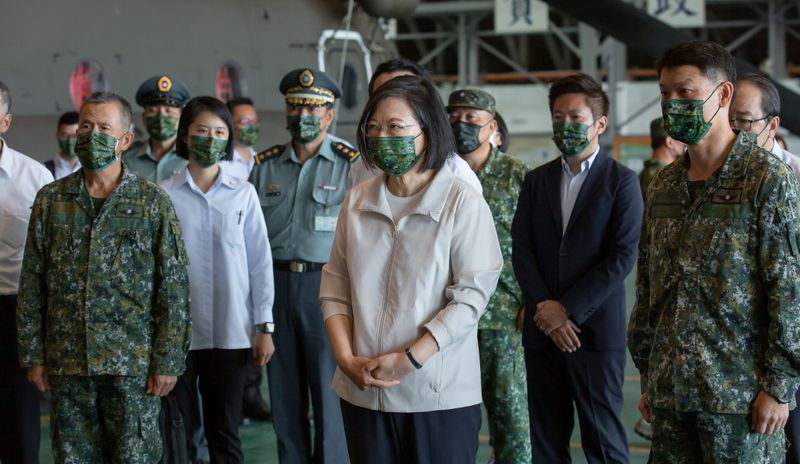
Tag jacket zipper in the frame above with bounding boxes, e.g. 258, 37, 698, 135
375, 221, 399, 411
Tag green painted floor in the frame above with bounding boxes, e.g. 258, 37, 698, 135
37, 273, 650, 463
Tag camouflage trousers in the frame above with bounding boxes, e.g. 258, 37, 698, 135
478, 329, 532, 464
49, 375, 161, 464
651, 408, 786, 463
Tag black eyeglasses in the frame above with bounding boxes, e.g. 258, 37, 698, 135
729, 116, 771, 132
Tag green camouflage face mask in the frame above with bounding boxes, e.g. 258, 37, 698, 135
237, 124, 259, 147
75, 131, 119, 171
188, 135, 228, 168
59, 137, 77, 158
145, 113, 179, 141
367, 134, 421, 177
286, 115, 322, 144
662, 84, 722, 145
552, 121, 593, 157
452, 121, 487, 155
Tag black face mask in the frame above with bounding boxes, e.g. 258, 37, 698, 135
452, 121, 488, 155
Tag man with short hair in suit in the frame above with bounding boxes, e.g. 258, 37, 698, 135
511, 73, 643, 463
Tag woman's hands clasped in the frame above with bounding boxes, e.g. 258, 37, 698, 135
339, 354, 403, 391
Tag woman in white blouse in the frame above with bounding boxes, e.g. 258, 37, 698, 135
160, 96, 274, 462
320, 76, 503, 463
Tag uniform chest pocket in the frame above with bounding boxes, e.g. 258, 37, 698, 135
220, 212, 246, 248
259, 188, 285, 208
695, 203, 753, 275
111, 228, 155, 300
0, 209, 29, 249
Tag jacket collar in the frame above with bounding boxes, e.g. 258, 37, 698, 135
357, 166, 456, 223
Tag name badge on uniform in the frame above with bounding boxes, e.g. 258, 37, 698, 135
314, 215, 338, 232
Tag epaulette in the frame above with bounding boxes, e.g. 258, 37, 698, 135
331, 142, 360, 163
255, 144, 286, 165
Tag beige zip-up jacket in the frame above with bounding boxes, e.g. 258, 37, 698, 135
320, 167, 502, 413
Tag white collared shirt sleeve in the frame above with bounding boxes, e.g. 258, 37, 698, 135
162, 170, 274, 349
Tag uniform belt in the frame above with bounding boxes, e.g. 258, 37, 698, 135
274, 260, 325, 273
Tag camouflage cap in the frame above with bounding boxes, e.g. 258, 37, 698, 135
135, 75, 191, 108
447, 88, 496, 116
279, 68, 342, 106
650, 117, 668, 147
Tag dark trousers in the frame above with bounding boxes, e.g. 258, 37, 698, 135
267, 270, 346, 464
785, 389, 800, 464
525, 345, 629, 464
0, 295, 40, 464
340, 400, 481, 464
172, 348, 249, 464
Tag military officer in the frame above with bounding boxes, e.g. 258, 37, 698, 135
16, 91, 191, 462
638, 117, 684, 201
249, 68, 354, 463
447, 88, 531, 464
629, 41, 800, 462
122, 74, 191, 183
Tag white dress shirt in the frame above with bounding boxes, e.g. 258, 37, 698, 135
770, 141, 800, 181
219, 145, 256, 181
52, 155, 81, 180
560, 148, 599, 235
347, 152, 484, 194
0, 139, 53, 295
161, 168, 274, 350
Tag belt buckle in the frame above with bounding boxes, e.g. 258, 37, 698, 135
289, 261, 305, 273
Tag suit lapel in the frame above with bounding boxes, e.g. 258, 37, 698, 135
544, 159, 563, 234
564, 151, 609, 237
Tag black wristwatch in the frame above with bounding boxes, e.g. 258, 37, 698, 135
255, 322, 275, 334
405, 347, 423, 369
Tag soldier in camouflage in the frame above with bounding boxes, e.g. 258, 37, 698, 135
638, 117, 684, 201
629, 41, 800, 463
448, 88, 532, 463
16, 91, 191, 462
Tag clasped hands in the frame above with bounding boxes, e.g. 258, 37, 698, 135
339, 352, 415, 391
533, 299, 581, 353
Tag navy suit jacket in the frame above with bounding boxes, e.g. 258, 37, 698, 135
511, 149, 643, 351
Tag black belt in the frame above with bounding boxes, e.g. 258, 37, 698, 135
274, 260, 325, 273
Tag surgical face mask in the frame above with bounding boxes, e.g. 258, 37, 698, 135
552, 121, 595, 157
237, 124, 259, 147
367, 134, 422, 177
452, 121, 488, 155
145, 113, 179, 141
286, 114, 322, 144
59, 137, 77, 158
188, 135, 228, 168
74, 131, 121, 171
744, 119, 771, 148
662, 84, 722, 145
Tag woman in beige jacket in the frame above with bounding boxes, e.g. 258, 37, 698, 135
320, 76, 503, 464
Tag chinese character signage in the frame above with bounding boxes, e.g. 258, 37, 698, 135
494, 0, 549, 34
647, 0, 705, 28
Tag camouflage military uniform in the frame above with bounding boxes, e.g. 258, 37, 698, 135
639, 159, 666, 200
476, 146, 532, 464
17, 168, 191, 461
629, 132, 800, 462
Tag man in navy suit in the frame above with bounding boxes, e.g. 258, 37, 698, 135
511, 73, 643, 463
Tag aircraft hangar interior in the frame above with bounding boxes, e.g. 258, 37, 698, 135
3, 0, 800, 463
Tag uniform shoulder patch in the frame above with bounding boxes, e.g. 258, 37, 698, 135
255, 144, 286, 165
331, 142, 360, 163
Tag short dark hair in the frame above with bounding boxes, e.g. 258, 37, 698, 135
82, 92, 133, 132
368, 58, 432, 94
357, 76, 453, 173
58, 111, 80, 128
657, 41, 736, 85
226, 96, 255, 114
176, 96, 234, 162
493, 112, 510, 152
0, 80, 11, 114
548, 73, 609, 119
738, 72, 780, 118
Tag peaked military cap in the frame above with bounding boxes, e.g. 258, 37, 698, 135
650, 117, 668, 148
447, 88, 496, 116
135, 75, 191, 108
279, 68, 342, 106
